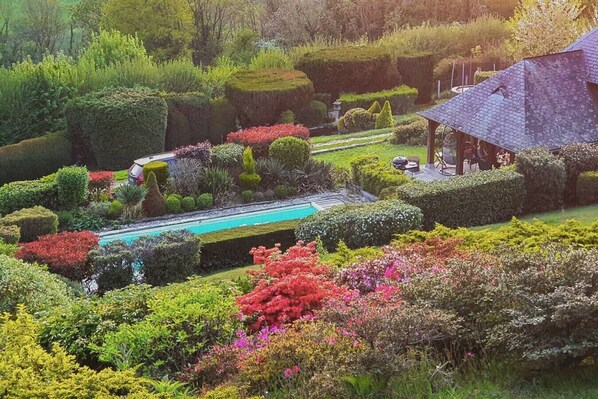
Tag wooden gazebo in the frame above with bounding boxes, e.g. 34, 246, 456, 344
418, 27, 598, 175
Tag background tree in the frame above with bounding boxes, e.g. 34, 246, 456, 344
507, 0, 585, 60
101, 0, 193, 61
263, 0, 327, 46
17, 0, 66, 62
71, 0, 107, 44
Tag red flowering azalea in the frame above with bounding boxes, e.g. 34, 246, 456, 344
249, 241, 330, 279
226, 124, 309, 157
89, 171, 114, 200
17, 231, 99, 281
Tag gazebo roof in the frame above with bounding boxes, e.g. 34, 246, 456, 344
419, 28, 598, 153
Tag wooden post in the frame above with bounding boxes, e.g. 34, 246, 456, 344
456, 131, 465, 175
426, 120, 439, 167
487, 144, 497, 167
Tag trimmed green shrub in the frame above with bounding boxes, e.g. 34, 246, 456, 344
0, 206, 58, 242
133, 230, 201, 286
0, 255, 73, 314
196, 193, 214, 210
296, 200, 423, 251
397, 53, 434, 104
296, 100, 328, 127
225, 69, 314, 126
296, 46, 400, 100
181, 196, 196, 212
395, 169, 525, 229
375, 101, 394, 129
142, 172, 167, 217
0, 225, 20, 245
0, 179, 58, 215
391, 118, 429, 146
166, 195, 182, 213
350, 155, 379, 182
142, 161, 169, 187
560, 143, 598, 204
239, 147, 261, 190
339, 85, 417, 115
368, 101, 382, 114
108, 200, 124, 218
56, 166, 89, 209
577, 171, 598, 205
208, 97, 237, 144
274, 185, 289, 199
351, 156, 411, 196
89, 241, 135, 294
164, 92, 210, 150
341, 108, 375, 132
241, 190, 254, 203
269, 137, 311, 169
314, 93, 332, 106
278, 110, 295, 124
0, 133, 72, 185
170, 194, 183, 202
66, 87, 168, 170
212, 143, 244, 168
200, 221, 297, 272
515, 148, 566, 213
474, 70, 499, 84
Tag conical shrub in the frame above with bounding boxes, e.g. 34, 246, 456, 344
142, 172, 167, 217
368, 101, 381, 114
375, 101, 394, 129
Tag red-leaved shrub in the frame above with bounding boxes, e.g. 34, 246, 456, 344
173, 141, 213, 167
226, 124, 309, 158
238, 241, 351, 331
17, 231, 99, 281
88, 171, 114, 201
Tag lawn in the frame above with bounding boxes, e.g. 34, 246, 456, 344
311, 127, 394, 145
479, 204, 598, 230
114, 169, 129, 182
314, 142, 427, 170
200, 264, 259, 282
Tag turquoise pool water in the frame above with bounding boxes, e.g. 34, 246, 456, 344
100, 203, 318, 245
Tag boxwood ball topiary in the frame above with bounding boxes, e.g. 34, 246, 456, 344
296, 46, 400, 100
225, 69, 314, 126
65, 87, 168, 170
269, 136, 311, 169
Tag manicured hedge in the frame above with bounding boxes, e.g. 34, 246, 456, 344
227, 124, 309, 158
208, 97, 237, 144
66, 87, 168, 170
351, 157, 411, 196
296, 46, 400, 100
0, 206, 58, 242
0, 179, 58, 215
56, 166, 89, 209
269, 137, 311, 169
295, 200, 423, 251
515, 148, 565, 213
199, 221, 298, 272
474, 71, 499, 84
339, 85, 417, 115
577, 171, 598, 205
0, 225, 20, 245
164, 92, 210, 150
296, 100, 328, 127
397, 53, 434, 104
395, 169, 525, 229
0, 132, 72, 185
560, 143, 598, 204
392, 118, 429, 146
225, 69, 314, 126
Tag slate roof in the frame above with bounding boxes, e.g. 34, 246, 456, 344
419, 28, 598, 153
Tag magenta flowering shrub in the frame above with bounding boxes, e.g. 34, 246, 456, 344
173, 141, 213, 167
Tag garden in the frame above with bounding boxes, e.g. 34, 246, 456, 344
1, 0, 598, 397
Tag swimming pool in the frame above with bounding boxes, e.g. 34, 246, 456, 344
99, 202, 319, 245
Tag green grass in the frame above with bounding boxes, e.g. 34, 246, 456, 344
200, 264, 259, 283
314, 142, 427, 170
311, 128, 393, 145
478, 204, 598, 230
114, 170, 128, 182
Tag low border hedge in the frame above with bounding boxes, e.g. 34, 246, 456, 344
339, 85, 417, 115
395, 169, 525, 229
0, 206, 58, 242
199, 221, 298, 272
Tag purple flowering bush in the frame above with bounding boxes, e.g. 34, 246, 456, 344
173, 140, 213, 167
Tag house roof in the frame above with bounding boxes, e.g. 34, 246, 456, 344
419, 28, 598, 153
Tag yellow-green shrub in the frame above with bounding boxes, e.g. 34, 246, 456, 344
577, 171, 598, 205
0, 206, 58, 242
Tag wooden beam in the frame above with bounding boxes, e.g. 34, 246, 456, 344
487, 144, 497, 167
456, 131, 465, 175
426, 120, 439, 166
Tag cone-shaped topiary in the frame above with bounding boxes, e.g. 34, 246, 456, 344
368, 101, 381, 114
239, 146, 262, 189
142, 172, 167, 217
375, 101, 394, 129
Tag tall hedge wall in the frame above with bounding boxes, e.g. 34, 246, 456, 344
296, 46, 400, 100
339, 85, 417, 115
225, 69, 314, 126
66, 87, 168, 170
164, 93, 211, 150
397, 53, 434, 105
560, 143, 598, 204
208, 97, 237, 144
0, 133, 72, 185
395, 169, 525, 229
